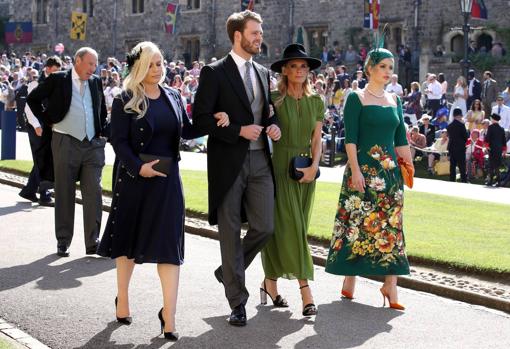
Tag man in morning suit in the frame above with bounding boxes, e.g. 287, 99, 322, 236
485, 113, 507, 186
447, 107, 468, 183
466, 69, 481, 110
481, 71, 498, 118
193, 11, 281, 327
27, 47, 108, 257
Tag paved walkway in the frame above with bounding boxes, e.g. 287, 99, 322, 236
0, 183, 510, 349
2, 131, 509, 205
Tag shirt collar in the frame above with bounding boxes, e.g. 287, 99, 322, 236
71, 67, 86, 82
229, 50, 253, 70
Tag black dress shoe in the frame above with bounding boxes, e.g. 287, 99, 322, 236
214, 266, 223, 284
229, 305, 246, 327
57, 246, 70, 257
19, 191, 38, 203
86, 245, 98, 255
38, 197, 54, 207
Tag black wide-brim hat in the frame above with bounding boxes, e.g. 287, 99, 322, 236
270, 43, 322, 73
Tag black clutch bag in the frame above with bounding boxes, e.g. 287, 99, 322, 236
289, 156, 320, 181
139, 153, 174, 175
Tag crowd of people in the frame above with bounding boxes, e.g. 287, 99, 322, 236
0, 8, 509, 342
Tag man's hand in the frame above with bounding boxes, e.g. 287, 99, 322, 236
240, 124, 264, 141
213, 112, 230, 127
34, 127, 43, 137
266, 124, 281, 141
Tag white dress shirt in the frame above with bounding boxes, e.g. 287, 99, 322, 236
427, 80, 443, 100
24, 80, 41, 129
492, 104, 510, 130
229, 50, 259, 100
385, 82, 403, 96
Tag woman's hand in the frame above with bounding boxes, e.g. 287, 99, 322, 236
139, 159, 166, 178
350, 169, 366, 193
213, 112, 230, 127
297, 165, 319, 184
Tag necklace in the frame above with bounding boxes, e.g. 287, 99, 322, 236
366, 88, 385, 98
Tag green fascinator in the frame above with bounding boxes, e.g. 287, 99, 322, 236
365, 25, 394, 68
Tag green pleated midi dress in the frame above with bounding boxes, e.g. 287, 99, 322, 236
325, 92, 410, 276
261, 92, 325, 280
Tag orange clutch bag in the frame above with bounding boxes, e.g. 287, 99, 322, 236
397, 157, 414, 189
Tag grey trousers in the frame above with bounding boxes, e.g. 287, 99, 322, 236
217, 150, 275, 309
51, 132, 105, 249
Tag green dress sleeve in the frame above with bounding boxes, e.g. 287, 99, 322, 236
343, 92, 362, 145
312, 94, 326, 122
394, 96, 409, 147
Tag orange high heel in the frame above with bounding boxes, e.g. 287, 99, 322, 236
341, 279, 354, 299
380, 288, 405, 310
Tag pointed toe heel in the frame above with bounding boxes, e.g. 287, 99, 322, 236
115, 297, 132, 325
158, 308, 179, 341
380, 288, 405, 311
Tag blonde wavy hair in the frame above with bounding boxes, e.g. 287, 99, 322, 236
274, 63, 313, 107
123, 41, 165, 118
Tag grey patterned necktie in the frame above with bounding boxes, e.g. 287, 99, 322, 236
244, 61, 254, 103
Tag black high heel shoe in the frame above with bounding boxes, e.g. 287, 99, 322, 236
158, 308, 179, 341
114, 297, 132, 325
299, 285, 317, 316
259, 278, 289, 307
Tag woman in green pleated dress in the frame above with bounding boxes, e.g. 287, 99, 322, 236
325, 46, 413, 310
260, 44, 324, 316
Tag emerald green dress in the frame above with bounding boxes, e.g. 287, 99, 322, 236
325, 92, 410, 276
261, 92, 325, 280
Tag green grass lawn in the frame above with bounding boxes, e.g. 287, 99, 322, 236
2, 159, 509, 273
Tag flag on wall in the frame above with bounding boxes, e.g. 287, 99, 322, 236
241, 0, 254, 11
5, 22, 32, 44
363, 0, 380, 30
165, 2, 180, 34
70, 12, 87, 40
471, 0, 488, 20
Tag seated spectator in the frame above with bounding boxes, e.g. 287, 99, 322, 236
419, 114, 436, 147
354, 70, 367, 89
426, 129, 449, 174
466, 129, 485, 179
409, 126, 427, 159
479, 119, 490, 141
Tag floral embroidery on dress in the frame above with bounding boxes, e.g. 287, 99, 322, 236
329, 145, 406, 267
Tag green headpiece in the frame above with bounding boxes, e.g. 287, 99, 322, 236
365, 25, 394, 68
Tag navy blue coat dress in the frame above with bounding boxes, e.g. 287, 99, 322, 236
98, 86, 201, 264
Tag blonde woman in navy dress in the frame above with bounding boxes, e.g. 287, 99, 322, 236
97, 41, 229, 340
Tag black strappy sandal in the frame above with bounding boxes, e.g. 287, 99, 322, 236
260, 278, 289, 307
299, 284, 317, 316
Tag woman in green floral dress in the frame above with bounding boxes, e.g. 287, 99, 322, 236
325, 47, 413, 310
260, 44, 323, 316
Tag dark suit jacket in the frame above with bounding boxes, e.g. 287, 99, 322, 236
192, 54, 279, 225
485, 123, 507, 155
111, 86, 201, 179
469, 78, 482, 99
467, 78, 481, 109
25, 69, 108, 181
447, 119, 468, 155
26, 69, 108, 136
419, 124, 436, 147
481, 78, 498, 106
